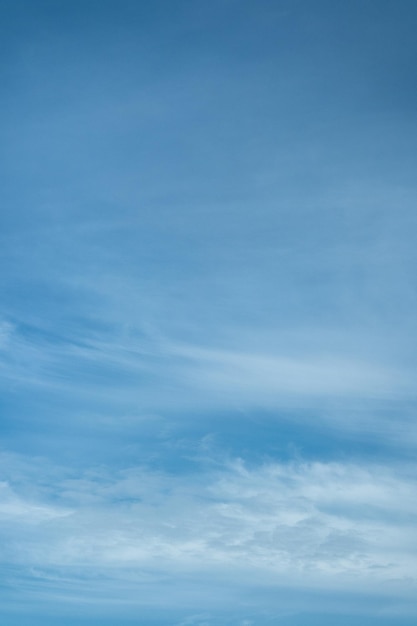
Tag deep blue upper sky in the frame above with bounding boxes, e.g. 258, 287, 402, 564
1, 1, 417, 625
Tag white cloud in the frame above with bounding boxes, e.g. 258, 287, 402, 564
0, 481, 71, 523
1, 453, 416, 601
0, 320, 14, 350
170, 342, 405, 401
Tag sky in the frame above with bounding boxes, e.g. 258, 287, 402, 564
1, 0, 417, 624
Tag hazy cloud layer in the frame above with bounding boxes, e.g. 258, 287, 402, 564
1, 453, 416, 598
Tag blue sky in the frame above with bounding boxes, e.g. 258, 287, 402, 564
1, 1, 417, 624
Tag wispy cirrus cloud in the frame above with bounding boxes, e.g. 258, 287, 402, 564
0, 314, 411, 402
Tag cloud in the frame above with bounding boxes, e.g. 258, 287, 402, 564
0, 321, 14, 349
0, 481, 70, 523
1, 451, 416, 605
169, 342, 407, 402
0, 315, 411, 408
